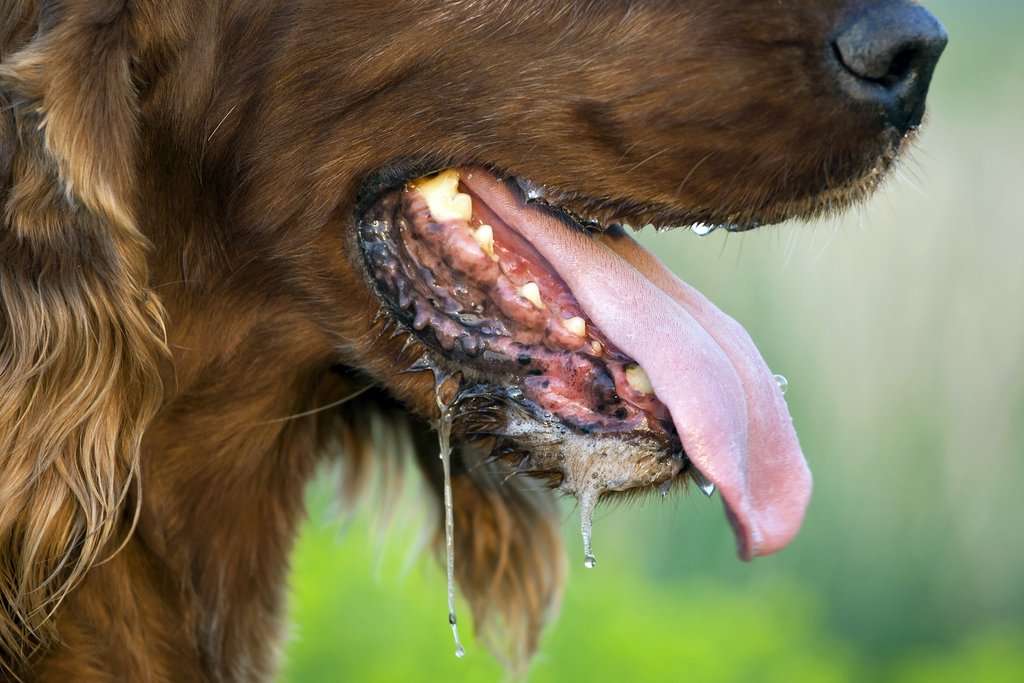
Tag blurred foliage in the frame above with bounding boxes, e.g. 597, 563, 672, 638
280, 1, 1024, 680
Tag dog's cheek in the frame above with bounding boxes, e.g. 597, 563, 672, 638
291, 215, 446, 423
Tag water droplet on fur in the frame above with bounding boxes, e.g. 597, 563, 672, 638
692, 223, 717, 237
774, 374, 788, 395
434, 372, 466, 660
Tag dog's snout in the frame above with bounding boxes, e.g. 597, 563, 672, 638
831, 1, 947, 132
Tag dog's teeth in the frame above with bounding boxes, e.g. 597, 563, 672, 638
518, 282, 544, 309
473, 224, 498, 260
450, 192, 473, 221
590, 341, 603, 355
562, 316, 586, 337
625, 363, 653, 394
413, 169, 473, 222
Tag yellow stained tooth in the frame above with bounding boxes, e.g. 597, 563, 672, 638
413, 169, 459, 196
451, 192, 473, 221
413, 169, 472, 222
590, 341, 603, 355
562, 316, 586, 337
518, 282, 544, 309
473, 224, 497, 260
625, 364, 653, 394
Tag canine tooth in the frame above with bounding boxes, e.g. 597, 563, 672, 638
451, 192, 473, 221
518, 282, 544, 309
473, 224, 497, 260
413, 169, 472, 222
625, 364, 653, 394
562, 316, 586, 337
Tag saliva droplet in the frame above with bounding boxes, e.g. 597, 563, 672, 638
450, 612, 466, 658
434, 373, 466, 660
691, 470, 716, 497
774, 374, 788, 395
578, 486, 599, 569
691, 222, 717, 237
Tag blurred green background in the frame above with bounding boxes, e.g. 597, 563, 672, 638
280, 2, 1024, 680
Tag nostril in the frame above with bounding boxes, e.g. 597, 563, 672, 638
831, 1, 948, 130
883, 48, 915, 85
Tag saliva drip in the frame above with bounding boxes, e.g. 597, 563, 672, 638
692, 469, 716, 497
578, 485, 599, 569
774, 374, 789, 395
691, 222, 717, 237
431, 364, 466, 659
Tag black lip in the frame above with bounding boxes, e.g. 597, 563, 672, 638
352, 157, 452, 218
355, 161, 611, 241
354, 161, 769, 244
355, 171, 683, 443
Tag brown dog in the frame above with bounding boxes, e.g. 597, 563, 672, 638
0, 0, 945, 679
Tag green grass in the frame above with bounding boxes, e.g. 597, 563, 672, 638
281, 479, 1023, 682
280, 2, 1024, 680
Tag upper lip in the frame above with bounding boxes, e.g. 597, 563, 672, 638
509, 173, 760, 234
357, 161, 759, 241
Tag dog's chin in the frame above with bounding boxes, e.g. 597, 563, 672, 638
355, 163, 830, 559
741, 125, 912, 229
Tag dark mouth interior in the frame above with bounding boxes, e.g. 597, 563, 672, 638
358, 169, 678, 444
357, 165, 815, 566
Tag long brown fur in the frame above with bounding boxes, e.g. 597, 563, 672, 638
1, 0, 936, 679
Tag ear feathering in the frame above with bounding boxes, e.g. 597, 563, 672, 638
0, 3, 167, 670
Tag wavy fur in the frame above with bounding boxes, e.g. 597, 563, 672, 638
0, 1, 166, 671
0, 0, 936, 679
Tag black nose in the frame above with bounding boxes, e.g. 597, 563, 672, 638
832, 1, 948, 131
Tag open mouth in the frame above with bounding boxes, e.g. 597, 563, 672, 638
357, 166, 812, 561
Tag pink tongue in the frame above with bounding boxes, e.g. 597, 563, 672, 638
464, 172, 812, 559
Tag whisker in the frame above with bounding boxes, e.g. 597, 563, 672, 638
257, 384, 374, 424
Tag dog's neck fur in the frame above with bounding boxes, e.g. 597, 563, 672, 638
10, 6, 397, 674
30, 291, 338, 679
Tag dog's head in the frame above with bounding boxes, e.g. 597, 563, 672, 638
0, 0, 945, 670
